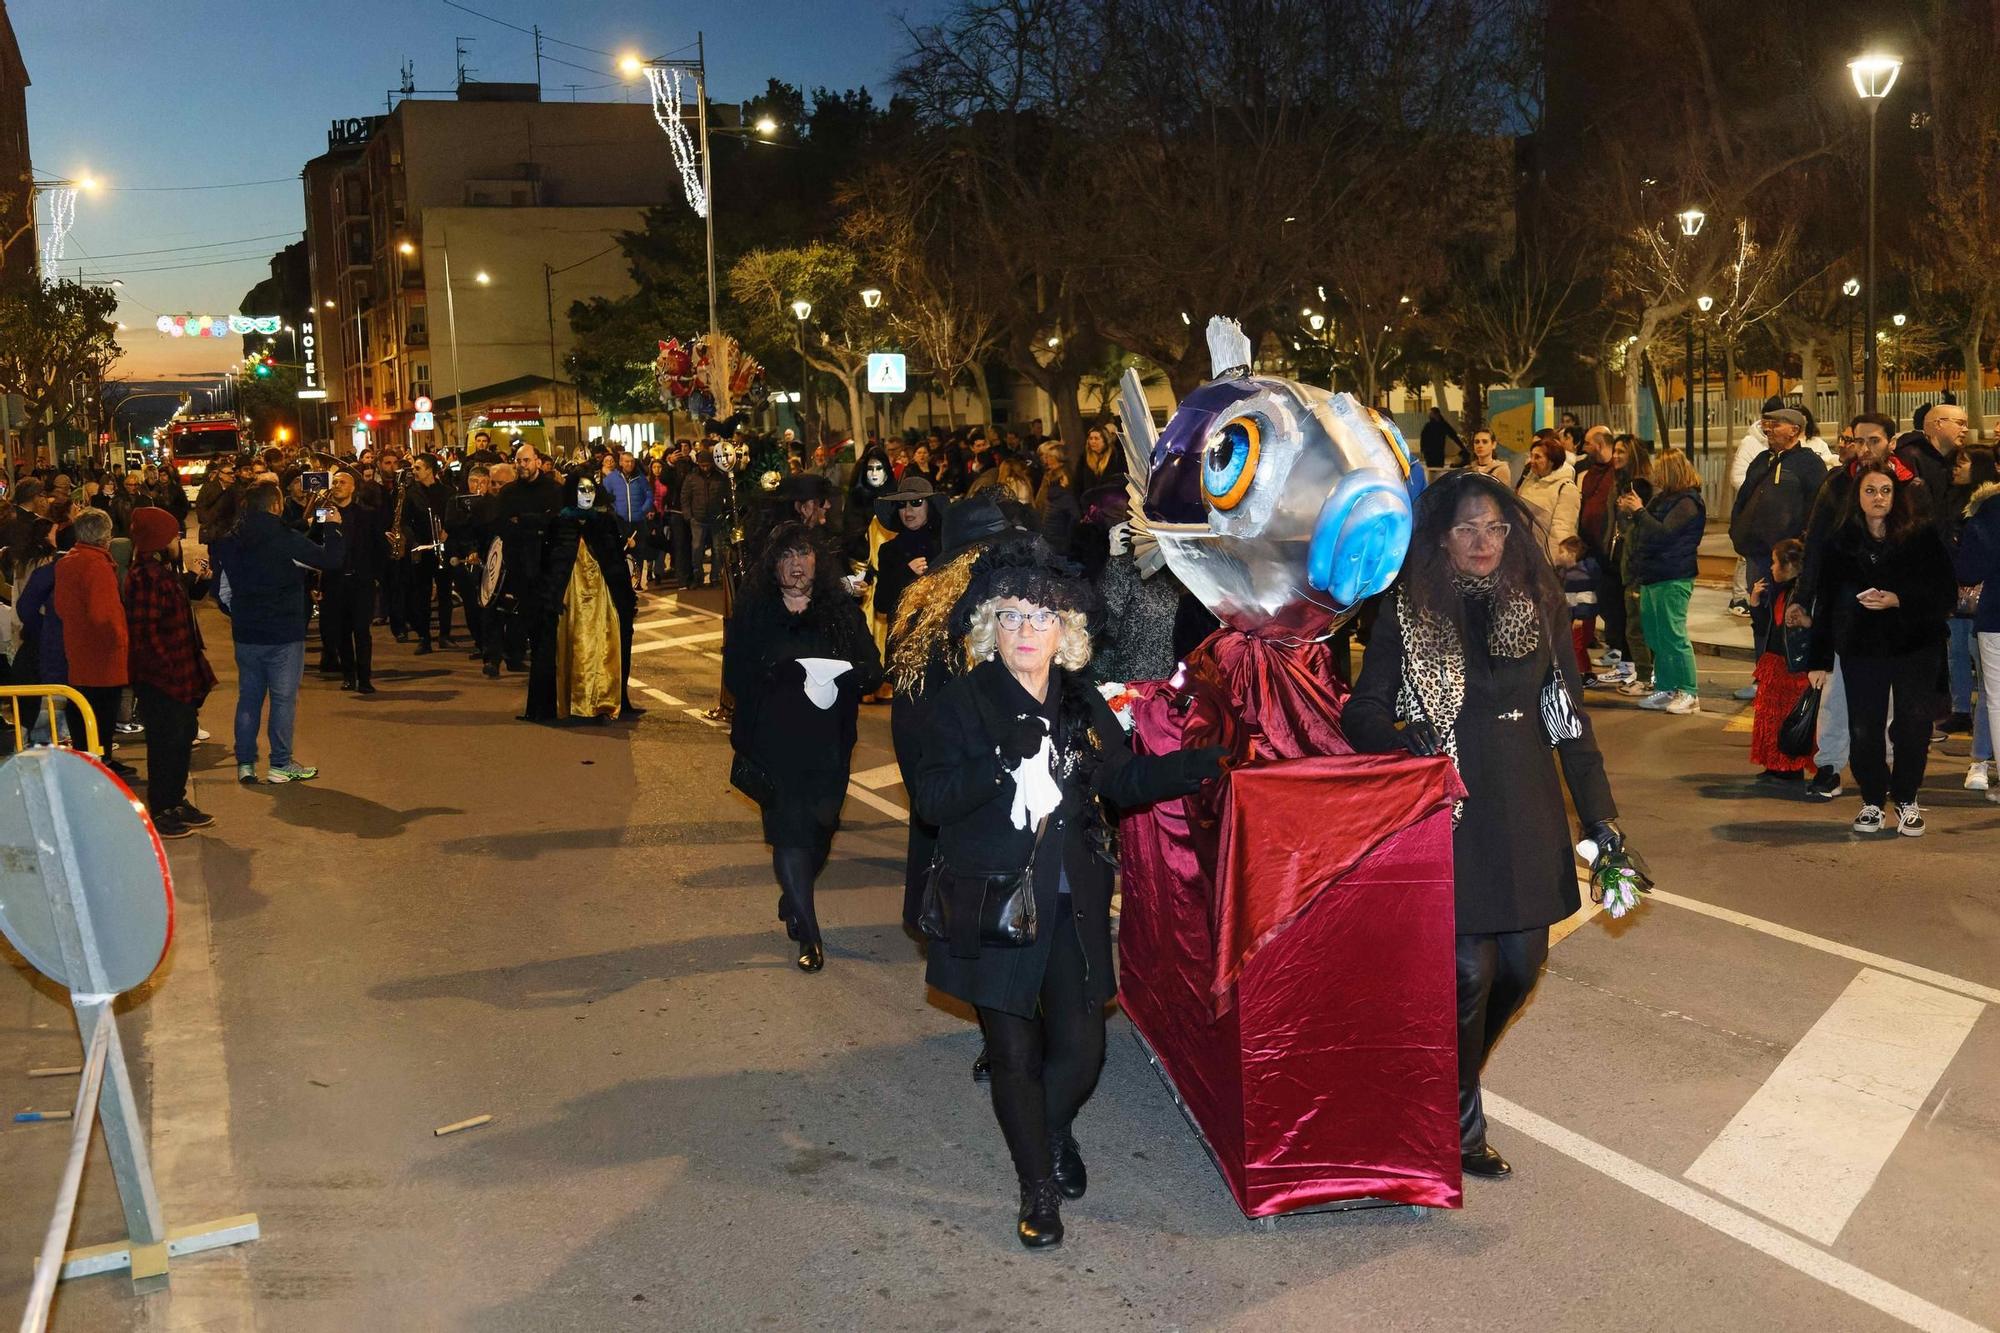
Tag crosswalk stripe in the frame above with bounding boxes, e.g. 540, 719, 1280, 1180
849, 762, 906, 790
631, 629, 726, 654
1684, 968, 1982, 1244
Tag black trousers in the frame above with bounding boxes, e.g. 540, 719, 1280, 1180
403, 554, 454, 646
1455, 928, 1549, 1153
977, 899, 1105, 1185
323, 574, 376, 686
482, 603, 527, 669
134, 684, 198, 814
1595, 558, 1629, 658
453, 565, 485, 648
79, 685, 124, 763
1842, 647, 1936, 807
382, 557, 407, 635
521, 611, 560, 719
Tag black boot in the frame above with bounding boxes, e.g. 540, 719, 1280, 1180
1016, 1176, 1064, 1249
971, 1046, 991, 1084
774, 846, 822, 970
1049, 1129, 1087, 1200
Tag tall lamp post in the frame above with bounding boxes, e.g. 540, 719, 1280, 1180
859, 287, 884, 439
1696, 295, 1714, 456
791, 299, 813, 438
1891, 312, 1907, 410
1850, 53, 1902, 414
1678, 207, 1706, 451
1841, 277, 1861, 420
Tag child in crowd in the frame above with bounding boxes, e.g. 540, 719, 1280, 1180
1554, 536, 1600, 679
1748, 538, 1812, 783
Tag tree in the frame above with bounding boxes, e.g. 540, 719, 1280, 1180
0, 277, 120, 457
565, 296, 670, 425
1916, 0, 2000, 438
729, 243, 892, 437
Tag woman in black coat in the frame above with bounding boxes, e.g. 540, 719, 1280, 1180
1342, 471, 1624, 1183
870, 474, 944, 634
916, 548, 1222, 1249
1807, 460, 1957, 836
723, 522, 883, 971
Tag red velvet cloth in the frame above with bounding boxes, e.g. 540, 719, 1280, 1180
1114, 629, 1465, 1216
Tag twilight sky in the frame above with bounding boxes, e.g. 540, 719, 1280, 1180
16, 0, 939, 383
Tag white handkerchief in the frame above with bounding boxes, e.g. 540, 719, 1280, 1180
1008, 734, 1062, 831
798, 657, 852, 710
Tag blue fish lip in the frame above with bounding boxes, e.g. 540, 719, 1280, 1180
1306, 469, 1414, 608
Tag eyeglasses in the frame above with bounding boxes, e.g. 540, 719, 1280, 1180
1449, 522, 1511, 543
996, 608, 1060, 631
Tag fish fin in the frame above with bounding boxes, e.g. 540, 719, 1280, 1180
1206, 316, 1252, 379
1119, 367, 1160, 483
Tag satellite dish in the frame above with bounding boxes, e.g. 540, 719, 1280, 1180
0, 749, 173, 995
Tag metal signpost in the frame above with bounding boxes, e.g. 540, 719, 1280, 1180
0, 749, 257, 1326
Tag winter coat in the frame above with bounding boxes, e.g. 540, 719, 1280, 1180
1625, 488, 1706, 586
678, 464, 727, 524
1807, 523, 1956, 668
1730, 445, 1827, 559
51, 543, 127, 687
605, 469, 653, 524
1895, 433, 1955, 527
1952, 483, 2000, 635
210, 507, 347, 644
16, 562, 64, 683
1575, 458, 1620, 557
872, 524, 939, 627
1518, 461, 1580, 561
916, 659, 1205, 1018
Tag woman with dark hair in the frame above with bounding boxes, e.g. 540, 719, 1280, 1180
723, 521, 882, 971
1807, 461, 1957, 836
524, 471, 637, 723
1342, 470, 1624, 1181
917, 541, 1222, 1247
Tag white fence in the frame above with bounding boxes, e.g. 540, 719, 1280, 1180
1566, 389, 2000, 442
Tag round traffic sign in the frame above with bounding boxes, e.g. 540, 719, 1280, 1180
414, 395, 433, 413
0, 749, 173, 995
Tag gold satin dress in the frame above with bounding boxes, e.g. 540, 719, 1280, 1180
556, 538, 622, 718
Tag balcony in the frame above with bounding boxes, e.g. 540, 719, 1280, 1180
404, 326, 429, 348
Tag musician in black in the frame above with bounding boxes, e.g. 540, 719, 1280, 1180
447, 464, 496, 656
314, 468, 389, 695
398, 453, 457, 654
484, 449, 562, 681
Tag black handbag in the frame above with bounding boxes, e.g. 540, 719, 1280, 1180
728, 752, 777, 806
1778, 685, 1821, 759
918, 815, 1049, 957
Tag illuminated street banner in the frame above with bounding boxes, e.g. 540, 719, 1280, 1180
157, 314, 282, 338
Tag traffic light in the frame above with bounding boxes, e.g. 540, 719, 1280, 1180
254, 361, 271, 377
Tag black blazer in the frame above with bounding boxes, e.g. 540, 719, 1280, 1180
1807, 525, 1955, 669
916, 660, 1197, 1018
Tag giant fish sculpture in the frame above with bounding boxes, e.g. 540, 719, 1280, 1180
1120, 317, 1423, 638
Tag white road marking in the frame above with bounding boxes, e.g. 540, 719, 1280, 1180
1684, 968, 1982, 1244
631, 629, 726, 655
683, 707, 724, 728
1547, 873, 1603, 947
1651, 890, 2000, 1007
1483, 1092, 1990, 1333
845, 783, 911, 820
849, 762, 907, 791
642, 687, 685, 707
632, 614, 710, 631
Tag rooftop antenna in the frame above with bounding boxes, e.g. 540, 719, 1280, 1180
455, 36, 476, 88
533, 25, 543, 91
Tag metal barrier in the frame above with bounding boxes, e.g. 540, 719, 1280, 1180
0, 685, 101, 758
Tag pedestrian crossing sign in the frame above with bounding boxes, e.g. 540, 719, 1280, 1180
412, 411, 435, 432
867, 352, 906, 394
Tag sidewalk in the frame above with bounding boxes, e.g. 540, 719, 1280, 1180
1688, 582, 1754, 660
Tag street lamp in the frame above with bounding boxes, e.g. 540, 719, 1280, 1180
791, 299, 812, 436
1696, 296, 1714, 456
1841, 278, 1861, 417
1677, 207, 1707, 237
1851, 52, 1901, 413
859, 287, 882, 310
1891, 312, 1907, 408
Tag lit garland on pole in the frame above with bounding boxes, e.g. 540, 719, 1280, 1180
39, 187, 76, 282
644, 66, 707, 217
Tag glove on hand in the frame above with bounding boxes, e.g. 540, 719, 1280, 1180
995, 714, 1048, 763
1167, 745, 1230, 793
1397, 720, 1444, 756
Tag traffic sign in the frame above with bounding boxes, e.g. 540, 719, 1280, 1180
414, 395, 433, 413
411, 411, 435, 432
867, 352, 907, 394
0, 748, 173, 995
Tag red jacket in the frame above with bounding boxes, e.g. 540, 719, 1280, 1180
52, 543, 128, 687
125, 556, 215, 705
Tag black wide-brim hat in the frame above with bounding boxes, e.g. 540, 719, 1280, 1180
876, 474, 945, 528
946, 533, 1100, 640
771, 471, 833, 504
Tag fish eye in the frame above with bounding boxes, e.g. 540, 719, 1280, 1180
1202, 416, 1262, 510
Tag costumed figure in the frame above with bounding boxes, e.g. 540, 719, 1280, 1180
843, 446, 896, 568
527, 473, 638, 723
912, 540, 1225, 1249
723, 521, 883, 972
870, 474, 945, 654
1109, 317, 1467, 1219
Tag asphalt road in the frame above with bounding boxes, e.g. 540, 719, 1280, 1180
2, 589, 1995, 1332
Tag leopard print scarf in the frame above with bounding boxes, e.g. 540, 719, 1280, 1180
1394, 575, 1541, 817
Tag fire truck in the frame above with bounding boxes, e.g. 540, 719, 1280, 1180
161, 414, 243, 495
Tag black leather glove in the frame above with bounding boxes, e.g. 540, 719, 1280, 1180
1396, 720, 1444, 756
995, 714, 1048, 763
1166, 745, 1229, 793
1586, 820, 1624, 858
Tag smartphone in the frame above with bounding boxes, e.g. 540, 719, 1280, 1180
303, 470, 330, 492
315, 505, 334, 523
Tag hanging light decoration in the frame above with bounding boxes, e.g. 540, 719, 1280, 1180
644, 66, 707, 218
40, 187, 77, 282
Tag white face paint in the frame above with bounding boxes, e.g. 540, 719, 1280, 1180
865, 462, 889, 488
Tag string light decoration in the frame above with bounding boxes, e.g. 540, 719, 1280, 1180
155, 314, 282, 337
643, 66, 707, 218
39, 187, 77, 281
